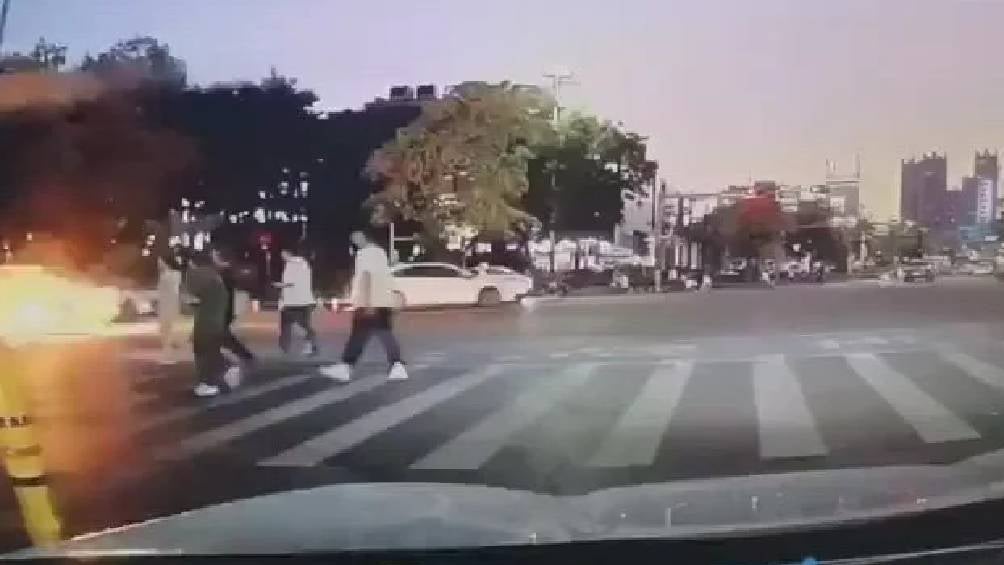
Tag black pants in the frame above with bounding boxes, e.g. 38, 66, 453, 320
280, 305, 319, 353
342, 307, 403, 366
193, 332, 226, 387
222, 323, 254, 362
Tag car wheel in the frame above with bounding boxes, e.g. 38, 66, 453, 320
477, 287, 501, 307
392, 291, 406, 310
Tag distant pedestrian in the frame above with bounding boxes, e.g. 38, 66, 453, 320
156, 250, 186, 364
274, 243, 320, 357
212, 246, 255, 370
186, 251, 241, 397
320, 228, 407, 382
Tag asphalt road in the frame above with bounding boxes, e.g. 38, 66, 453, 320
6, 275, 1004, 547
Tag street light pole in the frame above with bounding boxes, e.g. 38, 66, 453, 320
543, 70, 575, 273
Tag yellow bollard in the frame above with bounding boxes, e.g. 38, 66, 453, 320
0, 350, 62, 545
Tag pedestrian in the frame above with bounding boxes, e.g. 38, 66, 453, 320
186, 251, 241, 397
274, 243, 320, 357
211, 246, 255, 369
320, 228, 407, 382
156, 249, 185, 365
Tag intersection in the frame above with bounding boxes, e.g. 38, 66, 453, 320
6, 276, 1004, 547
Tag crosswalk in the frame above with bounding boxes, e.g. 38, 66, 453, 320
108, 347, 1004, 475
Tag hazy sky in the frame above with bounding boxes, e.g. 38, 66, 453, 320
6, 0, 1004, 218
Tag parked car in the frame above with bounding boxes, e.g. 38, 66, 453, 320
389, 262, 524, 308
899, 259, 936, 283
476, 265, 534, 301
957, 261, 994, 276
972, 261, 995, 275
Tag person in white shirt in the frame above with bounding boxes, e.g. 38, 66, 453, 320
273, 243, 320, 356
156, 251, 185, 365
321, 229, 407, 382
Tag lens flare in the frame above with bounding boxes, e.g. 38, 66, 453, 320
0, 265, 121, 345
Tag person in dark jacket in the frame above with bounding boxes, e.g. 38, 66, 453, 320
186, 251, 241, 397
211, 246, 255, 366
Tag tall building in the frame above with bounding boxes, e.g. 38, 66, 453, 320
825, 157, 861, 219
974, 149, 999, 220
900, 153, 948, 228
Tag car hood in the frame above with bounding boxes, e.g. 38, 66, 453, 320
15, 452, 1004, 556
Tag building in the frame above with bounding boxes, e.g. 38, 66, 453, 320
364, 84, 438, 109
974, 149, 999, 220
825, 158, 861, 220
716, 185, 753, 208
900, 153, 948, 228
662, 192, 718, 270
944, 184, 971, 227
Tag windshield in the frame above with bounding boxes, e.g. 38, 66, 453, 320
3, 0, 1004, 560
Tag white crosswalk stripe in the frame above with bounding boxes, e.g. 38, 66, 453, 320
261, 364, 506, 467
587, 361, 692, 467
117, 348, 1004, 471
941, 351, 1004, 391
753, 354, 826, 458
138, 374, 315, 432
845, 353, 980, 443
412, 363, 599, 470
156, 373, 388, 460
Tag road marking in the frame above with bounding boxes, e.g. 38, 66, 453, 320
261, 365, 505, 467
137, 374, 315, 432
941, 352, 1004, 391
845, 353, 979, 443
818, 339, 840, 350
640, 344, 697, 356
753, 354, 826, 458
587, 361, 693, 467
155, 373, 389, 460
496, 354, 525, 362
861, 336, 888, 346
411, 363, 599, 470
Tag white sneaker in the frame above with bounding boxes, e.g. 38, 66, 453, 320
223, 365, 242, 390
320, 363, 352, 383
388, 362, 409, 381
193, 382, 220, 397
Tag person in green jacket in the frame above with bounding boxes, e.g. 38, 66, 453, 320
186, 251, 241, 397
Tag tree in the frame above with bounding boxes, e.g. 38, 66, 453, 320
705, 196, 789, 279
80, 36, 186, 88
366, 82, 555, 247
525, 114, 655, 235
786, 201, 847, 270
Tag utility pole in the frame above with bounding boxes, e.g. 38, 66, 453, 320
653, 180, 666, 292
542, 69, 575, 273
0, 0, 11, 54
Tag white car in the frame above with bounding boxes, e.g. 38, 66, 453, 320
476, 265, 534, 301
389, 262, 528, 308
971, 261, 995, 275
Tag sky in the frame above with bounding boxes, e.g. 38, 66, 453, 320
5, 0, 1004, 219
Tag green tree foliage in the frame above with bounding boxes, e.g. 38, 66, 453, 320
365, 82, 555, 243
80, 36, 186, 88
787, 201, 846, 269
525, 114, 655, 234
